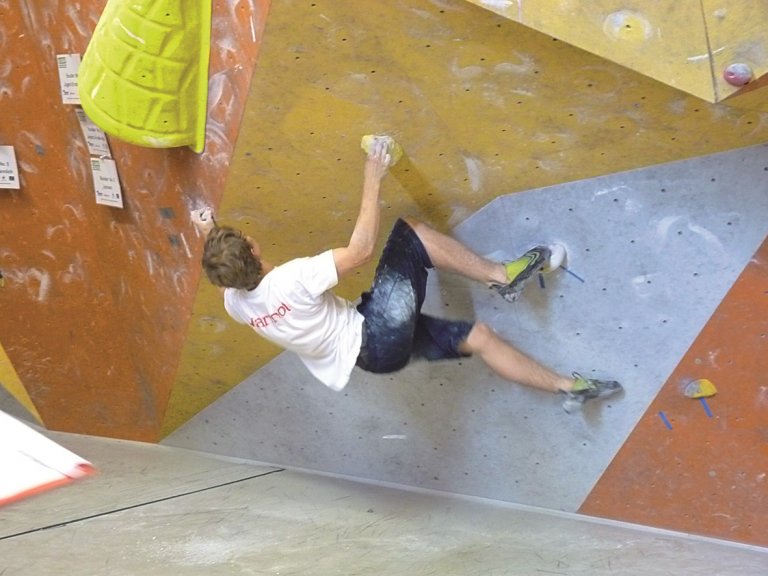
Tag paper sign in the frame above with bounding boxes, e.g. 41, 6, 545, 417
57, 53, 81, 105
91, 158, 124, 208
76, 109, 111, 157
0, 146, 20, 189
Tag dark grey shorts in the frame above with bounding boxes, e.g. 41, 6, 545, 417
355, 218, 473, 374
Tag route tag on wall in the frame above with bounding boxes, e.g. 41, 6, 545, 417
56, 54, 81, 105
0, 146, 20, 189
76, 109, 111, 157
90, 158, 124, 208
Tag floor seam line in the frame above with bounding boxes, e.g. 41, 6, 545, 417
0, 467, 286, 541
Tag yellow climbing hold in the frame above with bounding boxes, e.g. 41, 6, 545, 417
78, 0, 212, 153
684, 378, 718, 399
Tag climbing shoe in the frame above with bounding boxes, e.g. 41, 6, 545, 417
562, 372, 623, 413
492, 245, 551, 302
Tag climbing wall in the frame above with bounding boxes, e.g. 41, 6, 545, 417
3, 0, 767, 443
164, 0, 768, 436
166, 142, 768, 548
581, 234, 768, 545
2, 0, 767, 554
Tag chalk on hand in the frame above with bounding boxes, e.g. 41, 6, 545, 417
190, 207, 216, 234
361, 134, 403, 166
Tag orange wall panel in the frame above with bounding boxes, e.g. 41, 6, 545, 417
581, 236, 768, 547
0, 1, 268, 440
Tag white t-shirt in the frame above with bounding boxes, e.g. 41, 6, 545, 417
223, 249, 364, 391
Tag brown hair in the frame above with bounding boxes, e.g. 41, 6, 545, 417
202, 226, 264, 290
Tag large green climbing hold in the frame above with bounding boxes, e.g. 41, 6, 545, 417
78, 0, 212, 153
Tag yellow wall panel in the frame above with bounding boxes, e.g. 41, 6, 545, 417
0, 343, 41, 422
465, 0, 768, 103
704, 0, 768, 101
